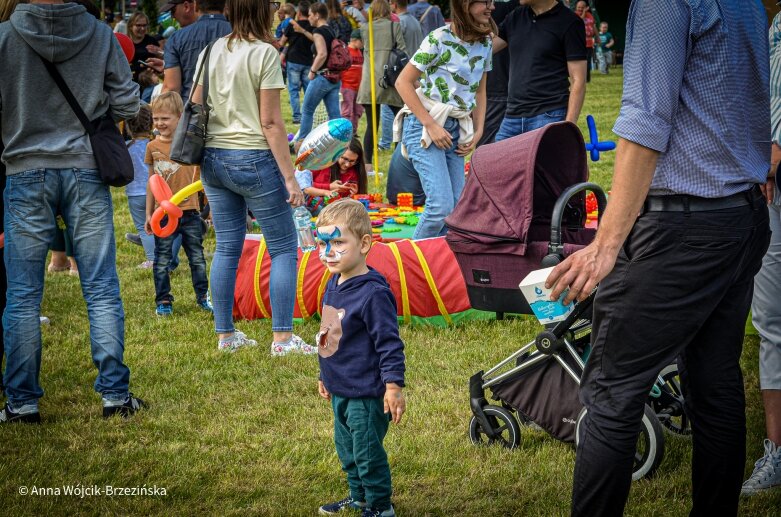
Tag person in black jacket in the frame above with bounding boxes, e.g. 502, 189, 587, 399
314, 199, 406, 517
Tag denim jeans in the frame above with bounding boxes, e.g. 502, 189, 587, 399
201, 148, 298, 333
127, 195, 155, 261
495, 108, 567, 142
298, 74, 341, 142
402, 114, 463, 240
287, 61, 311, 121
379, 104, 394, 149
3, 168, 129, 408
153, 211, 209, 305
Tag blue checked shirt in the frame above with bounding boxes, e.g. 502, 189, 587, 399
613, 0, 770, 198
770, 12, 781, 206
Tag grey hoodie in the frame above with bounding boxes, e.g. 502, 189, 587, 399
0, 3, 139, 175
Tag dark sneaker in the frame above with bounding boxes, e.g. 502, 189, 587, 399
0, 402, 41, 424
197, 297, 213, 312
125, 232, 143, 247
156, 303, 173, 316
319, 496, 366, 514
361, 506, 395, 517
102, 394, 148, 418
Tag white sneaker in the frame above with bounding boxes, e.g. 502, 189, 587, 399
218, 330, 258, 353
742, 439, 781, 495
271, 334, 317, 356
367, 170, 384, 178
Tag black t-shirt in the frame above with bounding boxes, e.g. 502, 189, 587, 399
131, 34, 159, 80
486, 1, 517, 98
312, 25, 335, 69
285, 20, 314, 66
499, 3, 586, 117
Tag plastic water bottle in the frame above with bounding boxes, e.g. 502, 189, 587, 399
293, 206, 316, 252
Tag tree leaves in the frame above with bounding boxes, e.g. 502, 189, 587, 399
435, 77, 450, 103
469, 56, 483, 73
413, 52, 438, 66
442, 40, 469, 57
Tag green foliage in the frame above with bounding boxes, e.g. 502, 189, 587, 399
140, 0, 159, 34
2, 70, 779, 516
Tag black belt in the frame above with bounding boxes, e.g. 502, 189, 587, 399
643, 185, 761, 213
182, 209, 200, 215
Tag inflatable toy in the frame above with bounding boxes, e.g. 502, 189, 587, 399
149, 175, 204, 238
233, 236, 490, 327
584, 114, 616, 162
295, 118, 353, 171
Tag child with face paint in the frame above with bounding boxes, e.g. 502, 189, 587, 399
314, 199, 406, 517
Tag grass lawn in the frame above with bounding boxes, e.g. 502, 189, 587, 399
2, 69, 780, 516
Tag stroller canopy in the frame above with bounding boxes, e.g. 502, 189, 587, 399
445, 122, 588, 255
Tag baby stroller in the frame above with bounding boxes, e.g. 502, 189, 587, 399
445, 122, 688, 480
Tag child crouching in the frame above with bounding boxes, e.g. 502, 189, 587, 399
315, 199, 406, 517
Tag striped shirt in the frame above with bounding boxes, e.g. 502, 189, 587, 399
613, 0, 770, 198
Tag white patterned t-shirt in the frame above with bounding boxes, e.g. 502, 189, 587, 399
410, 26, 492, 111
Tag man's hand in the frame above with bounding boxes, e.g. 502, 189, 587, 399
545, 240, 620, 305
384, 383, 405, 424
143, 57, 165, 73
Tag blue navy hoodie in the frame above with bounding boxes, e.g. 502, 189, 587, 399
317, 268, 406, 399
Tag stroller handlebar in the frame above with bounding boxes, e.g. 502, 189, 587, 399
546, 182, 608, 262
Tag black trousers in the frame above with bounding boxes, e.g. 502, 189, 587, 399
361, 103, 400, 166
571, 189, 770, 517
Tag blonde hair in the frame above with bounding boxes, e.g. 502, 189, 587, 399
370, 0, 391, 20
316, 199, 372, 242
128, 11, 149, 38
150, 91, 183, 117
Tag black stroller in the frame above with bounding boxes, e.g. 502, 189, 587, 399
445, 122, 688, 480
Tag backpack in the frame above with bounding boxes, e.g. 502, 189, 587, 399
380, 22, 408, 89
323, 27, 352, 83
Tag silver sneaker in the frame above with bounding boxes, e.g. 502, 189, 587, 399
218, 330, 258, 353
742, 439, 781, 495
271, 334, 317, 356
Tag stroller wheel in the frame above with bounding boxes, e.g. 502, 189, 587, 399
652, 364, 690, 436
575, 404, 665, 481
469, 405, 521, 449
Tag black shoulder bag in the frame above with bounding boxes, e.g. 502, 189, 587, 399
170, 42, 214, 165
39, 57, 134, 187
380, 21, 409, 89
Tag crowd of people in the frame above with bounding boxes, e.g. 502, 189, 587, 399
0, 0, 779, 516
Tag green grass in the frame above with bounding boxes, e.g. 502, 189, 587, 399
2, 69, 780, 516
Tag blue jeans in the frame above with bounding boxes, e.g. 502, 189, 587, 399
127, 195, 155, 261
153, 211, 209, 305
3, 168, 129, 408
201, 148, 298, 333
286, 62, 311, 121
402, 115, 464, 240
298, 74, 341, 142
379, 104, 394, 149
494, 108, 567, 141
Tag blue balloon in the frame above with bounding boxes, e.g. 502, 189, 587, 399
584, 115, 616, 162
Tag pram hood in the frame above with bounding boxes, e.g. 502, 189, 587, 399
445, 121, 588, 256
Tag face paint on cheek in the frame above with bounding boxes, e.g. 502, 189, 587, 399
316, 227, 342, 259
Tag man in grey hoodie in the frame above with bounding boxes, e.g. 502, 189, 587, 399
0, 0, 145, 423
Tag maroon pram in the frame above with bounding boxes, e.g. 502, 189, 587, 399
446, 122, 677, 481
445, 121, 596, 316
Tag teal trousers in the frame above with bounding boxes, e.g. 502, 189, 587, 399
331, 395, 392, 510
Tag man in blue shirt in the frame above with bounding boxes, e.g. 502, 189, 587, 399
162, 0, 232, 101
547, 1, 771, 515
